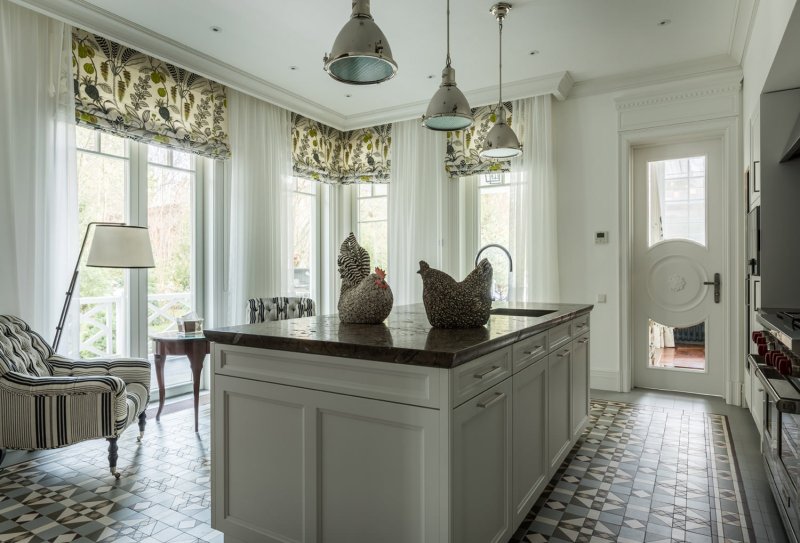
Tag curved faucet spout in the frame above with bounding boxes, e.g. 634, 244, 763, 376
475, 243, 513, 272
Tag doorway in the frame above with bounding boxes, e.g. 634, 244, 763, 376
632, 140, 725, 396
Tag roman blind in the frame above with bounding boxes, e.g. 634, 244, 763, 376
72, 28, 230, 159
444, 102, 513, 178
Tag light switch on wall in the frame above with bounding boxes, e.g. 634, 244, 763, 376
596, 294, 607, 303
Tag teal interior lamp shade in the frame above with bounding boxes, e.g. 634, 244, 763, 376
324, 0, 398, 85
422, 66, 474, 131
479, 108, 522, 159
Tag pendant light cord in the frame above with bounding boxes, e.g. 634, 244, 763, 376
446, 0, 452, 67
498, 15, 504, 108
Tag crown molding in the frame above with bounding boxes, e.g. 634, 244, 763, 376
729, 0, 759, 64
569, 55, 741, 99
9, 0, 351, 129
342, 71, 573, 130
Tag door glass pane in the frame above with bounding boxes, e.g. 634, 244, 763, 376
76, 126, 128, 359
478, 180, 512, 301
147, 145, 196, 389
649, 319, 706, 371
648, 156, 706, 246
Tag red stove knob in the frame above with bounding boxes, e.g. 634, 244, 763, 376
766, 351, 776, 366
753, 331, 765, 342
756, 336, 767, 345
779, 358, 793, 376
759, 344, 768, 356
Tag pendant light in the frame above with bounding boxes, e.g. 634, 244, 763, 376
480, 3, 522, 159
421, 0, 473, 131
323, 0, 398, 85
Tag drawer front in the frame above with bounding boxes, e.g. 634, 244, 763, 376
452, 347, 513, 407
572, 314, 590, 336
513, 331, 548, 373
548, 322, 572, 352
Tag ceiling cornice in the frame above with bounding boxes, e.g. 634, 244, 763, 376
728, 0, 759, 64
569, 55, 742, 99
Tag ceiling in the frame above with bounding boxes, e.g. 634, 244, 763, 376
28, 0, 749, 128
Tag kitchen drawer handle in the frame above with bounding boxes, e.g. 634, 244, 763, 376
477, 391, 506, 409
578, 339, 589, 344
523, 346, 543, 355
557, 350, 570, 358
473, 365, 502, 379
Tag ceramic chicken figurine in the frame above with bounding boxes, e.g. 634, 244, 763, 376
337, 233, 394, 324
418, 259, 493, 328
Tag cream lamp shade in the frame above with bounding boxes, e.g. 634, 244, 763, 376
86, 225, 155, 268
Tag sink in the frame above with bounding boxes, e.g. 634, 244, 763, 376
489, 308, 556, 318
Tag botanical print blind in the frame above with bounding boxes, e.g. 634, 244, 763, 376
445, 102, 513, 178
291, 113, 391, 184
72, 28, 230, 159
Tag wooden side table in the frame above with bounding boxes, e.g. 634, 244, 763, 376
150, 331, 210, 432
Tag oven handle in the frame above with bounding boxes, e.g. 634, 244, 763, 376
754, 363, 782, 404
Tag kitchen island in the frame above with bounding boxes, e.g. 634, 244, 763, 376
206, 302, 593, 543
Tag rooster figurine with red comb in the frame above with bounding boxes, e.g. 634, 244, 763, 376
337, 233, 394, 324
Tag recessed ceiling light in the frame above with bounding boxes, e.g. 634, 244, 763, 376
657, 19, 671, 26
289, 66, 298, 71
209, 26, 222, 33
345, 94, 352, 98
529, 50, 540, 56
427, 74, 435, 79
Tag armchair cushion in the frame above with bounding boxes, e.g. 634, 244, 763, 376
0, 315, 53, 377
248, 297, 316, 324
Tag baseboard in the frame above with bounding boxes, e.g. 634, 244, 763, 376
591, 369, 621, 391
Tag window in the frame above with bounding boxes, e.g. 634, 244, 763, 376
648, 156, 706, 246
356, 184, 388, 270
477, 174, 515, 301
76, 126, 203, 396
291, 178, 319, 299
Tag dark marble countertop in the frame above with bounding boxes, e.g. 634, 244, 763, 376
205, 302, 593, 369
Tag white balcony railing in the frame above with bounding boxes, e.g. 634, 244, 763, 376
79, 292, 191, 358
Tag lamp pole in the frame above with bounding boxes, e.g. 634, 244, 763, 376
53, 221, 124, 352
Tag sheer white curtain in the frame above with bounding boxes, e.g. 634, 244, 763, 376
225, 90, 292, 325
0, 1, 78, 347
320, 183, 355, 314
508, 95, 559, 303
389, 119, 457, 306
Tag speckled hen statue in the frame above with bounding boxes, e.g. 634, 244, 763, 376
337, 233, 393, 324
418, 259, 493, 328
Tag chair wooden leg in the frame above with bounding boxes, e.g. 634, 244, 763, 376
107, 438, 120, 479
137, 412, 146, 442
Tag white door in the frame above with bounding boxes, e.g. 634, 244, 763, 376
632, 140, 725, 396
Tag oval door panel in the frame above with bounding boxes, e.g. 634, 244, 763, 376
646, 254, 708, 312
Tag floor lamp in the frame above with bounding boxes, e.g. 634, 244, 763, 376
53, 222, 155, 352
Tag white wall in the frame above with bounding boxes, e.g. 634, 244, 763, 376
553, 92, 620, 387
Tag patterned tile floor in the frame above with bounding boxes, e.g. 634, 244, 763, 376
512, 399, 755, 543
0, 393, 781, 543
0, 403, 219, 543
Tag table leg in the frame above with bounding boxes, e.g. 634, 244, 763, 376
154, 353, 166, 421
187, 351, 206, 432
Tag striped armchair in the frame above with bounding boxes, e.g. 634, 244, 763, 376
248, 297, 316, 324
0, 315, 151, 478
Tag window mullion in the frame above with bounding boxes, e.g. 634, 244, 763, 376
128, 140, 148, 359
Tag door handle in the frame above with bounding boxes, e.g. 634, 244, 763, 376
703, 273, 721, 303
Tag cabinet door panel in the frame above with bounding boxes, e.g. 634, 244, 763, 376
512, 359, 548, 526
571, 335, 590, 438
453, 379, 512, 543
548, 349, 571, 471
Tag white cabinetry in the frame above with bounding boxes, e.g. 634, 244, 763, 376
453, 379, 512, 543
212, 312, 591, 543
547, 348, 572, 470
512, 357, 548, 527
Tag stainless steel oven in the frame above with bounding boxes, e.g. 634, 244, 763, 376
758, 363, 800, 543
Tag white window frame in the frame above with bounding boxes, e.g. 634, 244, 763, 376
353, 183, 389, 269
290, 177, 322, 302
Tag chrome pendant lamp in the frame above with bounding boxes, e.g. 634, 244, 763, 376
479, 3, 522, 159
323, 0, 398, 85
421, 0, 473, 131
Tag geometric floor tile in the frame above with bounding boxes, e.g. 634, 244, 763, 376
0, 404, 221, 543
510, 399, 756, 543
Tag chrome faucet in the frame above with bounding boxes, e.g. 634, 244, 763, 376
475, 244, 513, 272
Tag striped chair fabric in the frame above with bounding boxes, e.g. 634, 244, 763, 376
0, 315, 150, 460
248, 297, 316, 324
